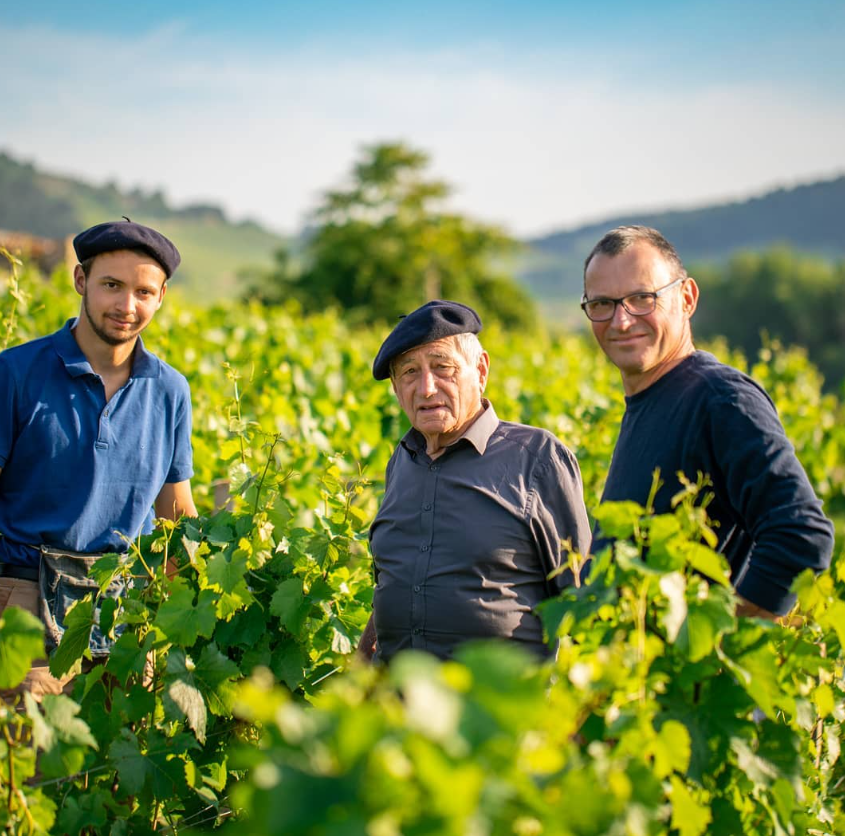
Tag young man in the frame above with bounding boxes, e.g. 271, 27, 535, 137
0, 219, 196, 698
582, 225, 834, 616
362, 300, 591, 661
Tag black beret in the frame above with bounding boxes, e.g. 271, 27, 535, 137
373, 300, 483, 380
73, 219, 181, 278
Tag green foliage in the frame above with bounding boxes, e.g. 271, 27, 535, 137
248, 142, 538, 329
0, 261, 843, 833
694, 247, 845, 390
228, 498, 845, 835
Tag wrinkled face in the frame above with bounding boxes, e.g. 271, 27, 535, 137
74, 250, 167, 346
391, 337, 490, 443
584, 241, 696, 387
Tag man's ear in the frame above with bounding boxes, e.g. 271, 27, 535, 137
73, 264, 86, 296
156, 280, 168, 310
478, 351, 491, 393
682, 277, 700, 317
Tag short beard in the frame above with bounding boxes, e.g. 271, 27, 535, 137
82, 288, 137, 347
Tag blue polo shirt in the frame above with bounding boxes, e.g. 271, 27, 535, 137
0, 320, 194, 567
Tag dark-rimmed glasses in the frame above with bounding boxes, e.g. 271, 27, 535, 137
580, 277, 686, 322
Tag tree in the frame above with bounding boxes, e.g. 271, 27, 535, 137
693, 247, 845, 389
250, 143, 536, 329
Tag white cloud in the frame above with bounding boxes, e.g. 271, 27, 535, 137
2, 24, 843, 237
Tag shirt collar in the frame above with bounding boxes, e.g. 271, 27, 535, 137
400, 399, 499, 458
52, 318, 160, 379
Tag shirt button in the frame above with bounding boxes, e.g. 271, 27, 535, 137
413, 585, 421, 593
103, 409, 109, 416
423, 503, 432, 511
430, 465, 438, 471
420, 545, 429, 552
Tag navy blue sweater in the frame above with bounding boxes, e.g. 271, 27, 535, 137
598, 351, 834, 614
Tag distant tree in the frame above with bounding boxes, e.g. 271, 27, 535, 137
249, 142, 536, 329
693, 247, 845, 389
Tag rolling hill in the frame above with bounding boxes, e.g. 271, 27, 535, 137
521, 175, 845, 304
0, 152, 287, 299
2, 150, 843, 311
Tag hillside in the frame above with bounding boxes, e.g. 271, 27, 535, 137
521, 175, 845, 303
0, 152, 287, 299
3, 150, 844, 309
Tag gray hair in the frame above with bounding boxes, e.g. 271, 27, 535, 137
583, 225, 688, 285
389, 332, 485, 380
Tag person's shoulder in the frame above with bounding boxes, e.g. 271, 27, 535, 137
0, 331, 59, 373
685, 352, 773, 407
144, 351, 192, 396
494, 420, 576, 463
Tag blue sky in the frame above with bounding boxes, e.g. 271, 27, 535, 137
2, 0, 843, 236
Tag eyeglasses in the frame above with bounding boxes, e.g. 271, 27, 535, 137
580, 277, 686, 322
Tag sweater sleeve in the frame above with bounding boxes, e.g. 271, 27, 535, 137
705, 381, 834, 615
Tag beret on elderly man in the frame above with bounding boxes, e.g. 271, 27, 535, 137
372, 299, 482, 380
359, 298, 591, 664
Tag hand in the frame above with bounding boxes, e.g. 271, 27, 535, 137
735, 597, 777, 620
357, 613, 378, 662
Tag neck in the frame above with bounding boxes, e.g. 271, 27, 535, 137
622, 341, 696, 396
72, 316, 137, 378
423, 401, 486, 459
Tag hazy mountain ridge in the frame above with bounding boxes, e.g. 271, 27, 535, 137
2, 150, 843, 305
522, 175, 845, 300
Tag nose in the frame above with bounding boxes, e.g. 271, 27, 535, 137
609, 301, 635, 328
115, 291, 136, 315
417, 368, 438, 397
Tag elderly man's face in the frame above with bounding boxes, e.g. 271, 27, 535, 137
392, 337, 490, 447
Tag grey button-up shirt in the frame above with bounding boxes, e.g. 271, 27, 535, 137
370, 402, 591, 661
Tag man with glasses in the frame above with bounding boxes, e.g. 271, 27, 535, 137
582, 225, 833, 618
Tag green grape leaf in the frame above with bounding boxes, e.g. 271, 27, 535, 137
154, 579, 218, 646
89, 552, 133, 592
0, 605, 45, 688
105, 630, 155, 687
49, 595, 95, 678
682, 542, 731, 586
166, 651, 207, 744
108, 731, 149, 796
98, 596, 119, 639
669, 776, 712, 836
270, 578, 310, 634
592, 500, 646, 540
271, 639, 307, 690
206, 549, 249, 593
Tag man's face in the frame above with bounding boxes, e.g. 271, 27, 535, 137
391, 337, 490, 444
584, 241, 697, 391
74, 250, 167, 346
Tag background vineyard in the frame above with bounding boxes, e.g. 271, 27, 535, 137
1, 261, 843, 835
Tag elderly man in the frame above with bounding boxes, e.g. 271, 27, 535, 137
360, 299, 591, 661
0, 219, 196, 698
582, 225, 834, 616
